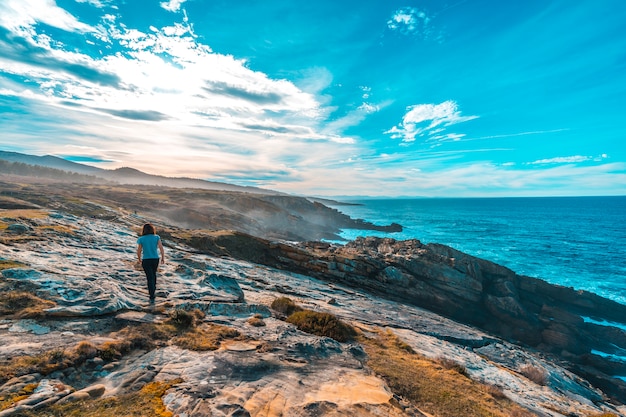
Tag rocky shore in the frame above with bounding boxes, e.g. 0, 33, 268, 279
1, 180, 625, 416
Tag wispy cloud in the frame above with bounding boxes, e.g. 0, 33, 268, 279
75, 0, 115, 8
160, 0, 187, 13
387, 7, 429, 35
528, 154, 608, 165
386, 7, 444, 42
385, 100, 478, 143
0, 0, 364, 185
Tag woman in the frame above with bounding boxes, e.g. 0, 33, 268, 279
136, 223, 165, 301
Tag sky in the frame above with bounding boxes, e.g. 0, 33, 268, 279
0, 0, 625, 197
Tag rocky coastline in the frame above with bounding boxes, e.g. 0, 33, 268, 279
1, 177, 625, 416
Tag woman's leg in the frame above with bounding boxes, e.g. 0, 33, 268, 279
142, 258, 159, 299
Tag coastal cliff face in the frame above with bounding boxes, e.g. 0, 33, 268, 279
176, 233, 626, 404
1, 180, 626, 416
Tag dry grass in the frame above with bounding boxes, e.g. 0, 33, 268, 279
0, 209, 48, 220
436, 356, 470, 377
166, 308, 205, 330
360, 329, 536, 417
173, 324, 241, 351
0, 317, 242, 385
247, 314, 266, 327
0, 291, 55, 318
9, 379, 183, 417
286, 310, 356, 342
519, 364, 548, 386
270, 296, 303, 316
0, 349, 71, 384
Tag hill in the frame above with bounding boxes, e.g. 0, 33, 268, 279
0, 150, 281, 195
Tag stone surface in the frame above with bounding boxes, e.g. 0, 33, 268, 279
1, 200, 625, 416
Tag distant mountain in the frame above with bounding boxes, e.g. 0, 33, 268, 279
0, 151, 102, 175
0, 150, 282, 195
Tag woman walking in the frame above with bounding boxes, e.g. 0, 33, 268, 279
136, 223, 165, 302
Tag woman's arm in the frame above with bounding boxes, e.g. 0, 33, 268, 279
158, 239, 165, 264
137, 244, 142, 263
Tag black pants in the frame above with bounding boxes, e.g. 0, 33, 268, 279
142, 258, 160, 299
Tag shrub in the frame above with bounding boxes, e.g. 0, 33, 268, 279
247, 314, 266, 327
99, 340, 131, 361
73, 341, 98, 360
437, 356, 470, 377
271, 297, 303, 316
481, 383, 507, 400
519, 364, 548, 386
286, 310, 356, 342
166, 308, 204, 330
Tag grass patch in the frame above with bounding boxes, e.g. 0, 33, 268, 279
272, 297, 356, 342
0, 349, 71, 384
173, 324, 241, 351
0, 209, 48, 220
0, 291, 55, 318
9, 379, 183, 417
166, 308, 205, 330
286, 310, 356, 342
360, 329, 535, 417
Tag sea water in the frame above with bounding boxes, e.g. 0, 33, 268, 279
331, 196, 626, 305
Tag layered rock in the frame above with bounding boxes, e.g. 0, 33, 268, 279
177, 232, 626, 402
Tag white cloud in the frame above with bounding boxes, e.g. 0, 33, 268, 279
386, 100, 478, 142
529, 155, 592, 165
75, 0, 115, 8
386, 6, 444, 42
0, 2, 363, 186
0, 0, 96, 34
387, 7, 428, 34
160, 0, 187, 12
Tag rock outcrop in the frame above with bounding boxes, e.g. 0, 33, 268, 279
176, 232, 626, 403
1, 190, 626, 416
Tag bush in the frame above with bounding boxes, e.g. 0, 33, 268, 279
286, 310, 356, 342
482, 383, 507, 400
270, 297, 302, 316
247, 314, 266, 327
167, 308, 204, 330
519, 364, 548, 386
437, 356, 470, 377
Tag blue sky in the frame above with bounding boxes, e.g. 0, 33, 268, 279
0, 0, 625, 197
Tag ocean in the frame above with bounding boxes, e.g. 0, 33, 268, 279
330, 196, 626, 305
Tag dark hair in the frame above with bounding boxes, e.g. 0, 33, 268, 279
141, 223, 156, 236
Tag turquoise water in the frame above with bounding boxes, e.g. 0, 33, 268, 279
331, 196, 626, 305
